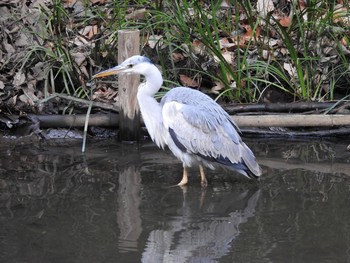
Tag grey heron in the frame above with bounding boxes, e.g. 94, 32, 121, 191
93, 55, 261, 187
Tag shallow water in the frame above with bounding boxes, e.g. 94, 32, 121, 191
1, 137, 350, 263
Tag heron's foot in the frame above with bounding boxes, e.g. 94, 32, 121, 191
177, 177, 188, 186
200, 177, 208, 188
177, 167, 189, 187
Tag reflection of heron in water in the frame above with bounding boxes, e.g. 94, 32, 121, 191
93, 56, 261, 186
141, 187, 261, 262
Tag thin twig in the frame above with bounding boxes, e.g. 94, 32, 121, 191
36, 93, 119, 112
82, 101, 93, 153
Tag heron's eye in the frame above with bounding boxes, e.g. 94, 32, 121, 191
128, 64, 133, 68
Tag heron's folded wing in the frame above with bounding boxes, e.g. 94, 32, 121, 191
162, 101, 243, 164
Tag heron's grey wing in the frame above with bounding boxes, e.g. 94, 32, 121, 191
161, 87, 242, 133
162, 100, 260, 177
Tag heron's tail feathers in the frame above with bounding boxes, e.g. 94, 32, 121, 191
205, 154, 261, 180
239, 142, 262, 179
196, 142, 261, 179
219, 143, 261, 179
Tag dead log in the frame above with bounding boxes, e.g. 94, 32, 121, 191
28, 113, 350, 131
29, 113, 119, 128
223, 101, 350, 114
233, 114, 350, 127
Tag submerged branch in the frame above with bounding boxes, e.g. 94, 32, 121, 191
258, 157, 350, 177
241, 127, 350, 137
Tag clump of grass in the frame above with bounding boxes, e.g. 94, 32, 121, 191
143, 0, 263, 102
260, 0, 350, 101
22, 8, 68, 95
20, 0, 93, 101
18, 0, 350, 104
142, 0, 298, 102
141, 0, 350, 102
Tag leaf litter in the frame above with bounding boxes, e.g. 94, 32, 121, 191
0, 0, 350, 129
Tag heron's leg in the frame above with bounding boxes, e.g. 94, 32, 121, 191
199, 165, 208, 187
177, 167, 189, 186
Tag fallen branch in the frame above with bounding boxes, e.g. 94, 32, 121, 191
233, 114, 350, 127
223, 101, 350, 114
28, 113, 119, 128
39, 95, 350, 116
28, 113, 350, 130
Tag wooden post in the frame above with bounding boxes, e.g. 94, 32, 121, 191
118, 29, 140, 141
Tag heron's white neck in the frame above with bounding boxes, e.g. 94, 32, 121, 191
137, 64, 167, 148
138, 64, 163, 97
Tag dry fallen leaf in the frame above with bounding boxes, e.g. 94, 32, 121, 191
266, 38, 279, 47
283, 62, 297, 77
8, 95, 18, 106
341, 36, 349, 47
89, 0, 105, 4
298, 0, 307, 10
214, 50, 234, 64
64, 0, 77, 5
125, 8, 147, 20
79, 25, 99, 40
219, 38, 236, 49
297, 0, 308, 21
71, 51, 86, 66
72, 36, 90, 47
244, 24, 261, 39
14, 33, 31, 47
220, 0, 230, 8
191, 40, 205, 55
230, 23, 261, 46
333, 4, 350, 26
19, 86, 38, 106
32, 62, 48, 81
13, 72, 26, 87
3, 42, 15, 54
211, 81, 225, 94
279, 16, 292, 27
172, 52, 185, 62
256, 0, 275, 18
101, 51, 108, 58
146, 35, 165, 49
262, 49, 270, 60
279, 47, 289, 56
92, 88, 118, 102
179, 74, 199, 87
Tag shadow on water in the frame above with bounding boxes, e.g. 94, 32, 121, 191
1, 137, 350, 262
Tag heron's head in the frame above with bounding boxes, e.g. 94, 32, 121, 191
92, 55, 153, 79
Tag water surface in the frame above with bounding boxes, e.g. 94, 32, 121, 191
1, 137, 350, 262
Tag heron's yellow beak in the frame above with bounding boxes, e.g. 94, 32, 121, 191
92, 65, 127, 79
